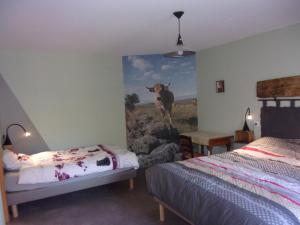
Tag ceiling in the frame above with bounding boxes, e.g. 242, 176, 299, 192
1, 0, 300, 55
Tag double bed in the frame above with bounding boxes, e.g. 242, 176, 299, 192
146, 137, 300, 225
146, 76, 300, 225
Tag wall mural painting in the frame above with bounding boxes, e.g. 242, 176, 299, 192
122, 54, 198, 168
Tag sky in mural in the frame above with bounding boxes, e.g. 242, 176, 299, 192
122, 54, 197, 104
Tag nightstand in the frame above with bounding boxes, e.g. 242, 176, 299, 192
235, 130, 254, 144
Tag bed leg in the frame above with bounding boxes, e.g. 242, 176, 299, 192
159, 203, 165, 222
11, 205, 18, 218
129, 178, 134, 190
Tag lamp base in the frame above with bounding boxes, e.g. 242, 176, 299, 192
242, 121, 250, 131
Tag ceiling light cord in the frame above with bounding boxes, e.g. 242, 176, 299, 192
178, 18, 181, 37
178, 18, 183, 45
177, 17, 183, 46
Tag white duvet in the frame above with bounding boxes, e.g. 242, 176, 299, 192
18, 145, 139, 184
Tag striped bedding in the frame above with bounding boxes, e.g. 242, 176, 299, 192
146, 137, 300, 225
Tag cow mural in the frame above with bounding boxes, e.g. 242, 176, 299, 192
122, 54, 198, 168
146, 83, 174, 126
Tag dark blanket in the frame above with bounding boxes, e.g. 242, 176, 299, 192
146, 137, 300, 225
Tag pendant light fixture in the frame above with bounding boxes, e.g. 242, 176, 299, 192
164, 11, 195, 58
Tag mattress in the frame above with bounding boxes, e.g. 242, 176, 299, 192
5, 167, 134, 192
146, 137, 300, 225
16, 144, 139, 184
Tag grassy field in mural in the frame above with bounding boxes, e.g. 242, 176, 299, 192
134, 98, 198, 133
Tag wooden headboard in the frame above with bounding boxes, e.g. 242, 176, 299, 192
257, 75, 300, 139
257, 75, 300, 98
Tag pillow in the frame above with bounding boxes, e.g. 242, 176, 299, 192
2, 149, 21, 171
2, 149, 30, 171
250, 137, 300, 159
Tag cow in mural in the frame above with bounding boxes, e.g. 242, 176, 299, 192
146, 83, 174, 125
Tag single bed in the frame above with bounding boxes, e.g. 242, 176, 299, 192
6, 168, 136, 201
146, 77, 300, 225
2, 144, 138, 219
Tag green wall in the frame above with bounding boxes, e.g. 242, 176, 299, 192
197, 23, 300, 136
1, 23, 300, 151
0, 51, 126, 150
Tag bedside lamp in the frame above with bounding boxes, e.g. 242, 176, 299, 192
2, 123, 31, 148
242, 108, 252, 131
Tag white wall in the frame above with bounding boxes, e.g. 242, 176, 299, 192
197, 23, 300, 136
0, 51, 126, 150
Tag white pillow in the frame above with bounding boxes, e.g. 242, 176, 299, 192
2, 149, 21, 171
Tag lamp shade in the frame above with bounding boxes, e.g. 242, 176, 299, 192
243, 121, 250, 131
3, 135, 12, 146
164, 50, 195, 58
242, 107, 252, 131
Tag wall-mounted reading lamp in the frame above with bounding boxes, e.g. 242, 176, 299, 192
2, 123, 31, 147
243, 108, 253, 131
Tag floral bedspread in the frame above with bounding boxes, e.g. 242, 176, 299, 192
18, 145, 139, 184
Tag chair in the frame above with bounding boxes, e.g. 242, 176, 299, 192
179, 135, 204, 160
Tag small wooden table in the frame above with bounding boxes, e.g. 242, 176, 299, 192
181, 130, 233, 155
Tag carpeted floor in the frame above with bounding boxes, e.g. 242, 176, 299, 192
8, 171, 188, 225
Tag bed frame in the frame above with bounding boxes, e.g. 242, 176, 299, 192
0, 148, 136, 223
6, 169, 136, 218
153, 75, 300, 224
0, 150, 10, 223
154, 197, 194, 225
